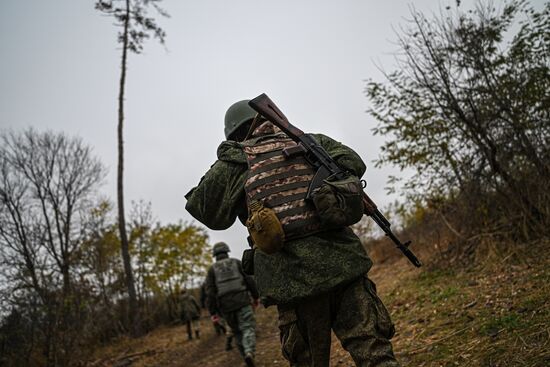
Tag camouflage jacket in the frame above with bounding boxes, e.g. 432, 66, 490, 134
180, 293, 200, 322
185, 133, 372, 306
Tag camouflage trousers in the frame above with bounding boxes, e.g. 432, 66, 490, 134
277, 275, 400, 367
224, 304, 256, 357
185, 318, 200, 339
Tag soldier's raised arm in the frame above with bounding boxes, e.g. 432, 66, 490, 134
185, 145, 248, 230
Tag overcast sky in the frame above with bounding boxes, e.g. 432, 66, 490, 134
1, 0, 543, 255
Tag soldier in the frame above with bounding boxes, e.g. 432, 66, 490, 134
186, 99, 400, 367
179, 289, 201, 341
200, 281, 208, 310
202, 281, 223, 336
201, 280, 234, 350
205, 242, 259, 367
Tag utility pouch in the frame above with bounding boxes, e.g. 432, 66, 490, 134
245, 201, 285, 255
242, 248, 255, 275
311, 174, 364, 228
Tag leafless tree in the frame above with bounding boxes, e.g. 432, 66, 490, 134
0, 129, 106, 365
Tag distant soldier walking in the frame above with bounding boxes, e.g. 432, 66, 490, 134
205, 242, 259, 367
201, 280, 234, 350
179, 289, 201, 341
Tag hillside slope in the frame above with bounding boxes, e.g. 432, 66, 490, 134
87, 241, 549, 367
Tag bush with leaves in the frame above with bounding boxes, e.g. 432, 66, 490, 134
366, 0, 549, 250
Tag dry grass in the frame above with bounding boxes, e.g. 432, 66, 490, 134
86, 240, 550, 367
386, 240, 550, 367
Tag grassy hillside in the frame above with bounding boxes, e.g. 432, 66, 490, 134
387, 242, 550, 367
86, 240, 549, 367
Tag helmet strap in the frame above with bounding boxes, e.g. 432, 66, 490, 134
244, 113, 263, 141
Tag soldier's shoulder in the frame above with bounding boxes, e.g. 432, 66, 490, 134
216, 140, 247, 164
310, 132, 335, 144
205, 265, 216, 276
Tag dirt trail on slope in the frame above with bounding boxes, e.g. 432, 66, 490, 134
87, 245, 550, 366
86, 262, 415, 367
86, 306, 286, 367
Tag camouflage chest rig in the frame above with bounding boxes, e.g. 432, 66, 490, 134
242, 122, 322, 254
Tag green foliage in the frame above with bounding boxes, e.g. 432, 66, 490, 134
125, 201, 212, 297
95, 0, 168, 54
366, 0, 550, 243
144, 223, 211, 295
79, 201, 126, 297
417, 269, 456, 287
429, 286, 458, 304
480, 314, 521, 336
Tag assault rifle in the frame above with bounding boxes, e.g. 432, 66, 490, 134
248, 93, 422, 268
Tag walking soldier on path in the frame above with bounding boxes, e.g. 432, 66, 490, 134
179, 289, 201, 341
201, 280, 234, 350
205, 242, 259, 367
186, 97, 400, 366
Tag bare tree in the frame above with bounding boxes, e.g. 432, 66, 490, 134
95, 0, 168, 336
1, 130, 106, 292
0, 129, 106, 365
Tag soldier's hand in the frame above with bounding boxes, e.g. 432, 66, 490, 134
211, 314, 220, 323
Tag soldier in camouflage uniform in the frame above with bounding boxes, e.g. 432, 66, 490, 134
179, 289, 201, 341
205, 242, 259, 367
186, 100, 400, 367
201, 280, 235, 350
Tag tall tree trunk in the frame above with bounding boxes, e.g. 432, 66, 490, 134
118, 0, 140, 337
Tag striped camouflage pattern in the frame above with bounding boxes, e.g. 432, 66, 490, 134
243, 123, 322, 240
185, 130, 371, 306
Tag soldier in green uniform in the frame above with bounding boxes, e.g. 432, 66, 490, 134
186, 100, 400, 367
201, 280, 235, 350
179, 289, 201, 341
205, 242, 259, 367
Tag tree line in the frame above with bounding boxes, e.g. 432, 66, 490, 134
0, 130, 210, 366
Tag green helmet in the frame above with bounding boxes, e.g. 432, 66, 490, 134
224, 100, 256, 140
212, 242, 230, 256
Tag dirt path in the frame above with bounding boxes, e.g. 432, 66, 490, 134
88, 243, 550, 366
87, 306, 286, 367
86, 262, 410, 367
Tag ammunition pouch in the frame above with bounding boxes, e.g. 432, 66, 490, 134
241, 248, 255, 275
311, 174, 364, 228
246, 201, 285, 255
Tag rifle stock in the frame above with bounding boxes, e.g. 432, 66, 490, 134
248, 93, 305, 138
248, 93, 422, 268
